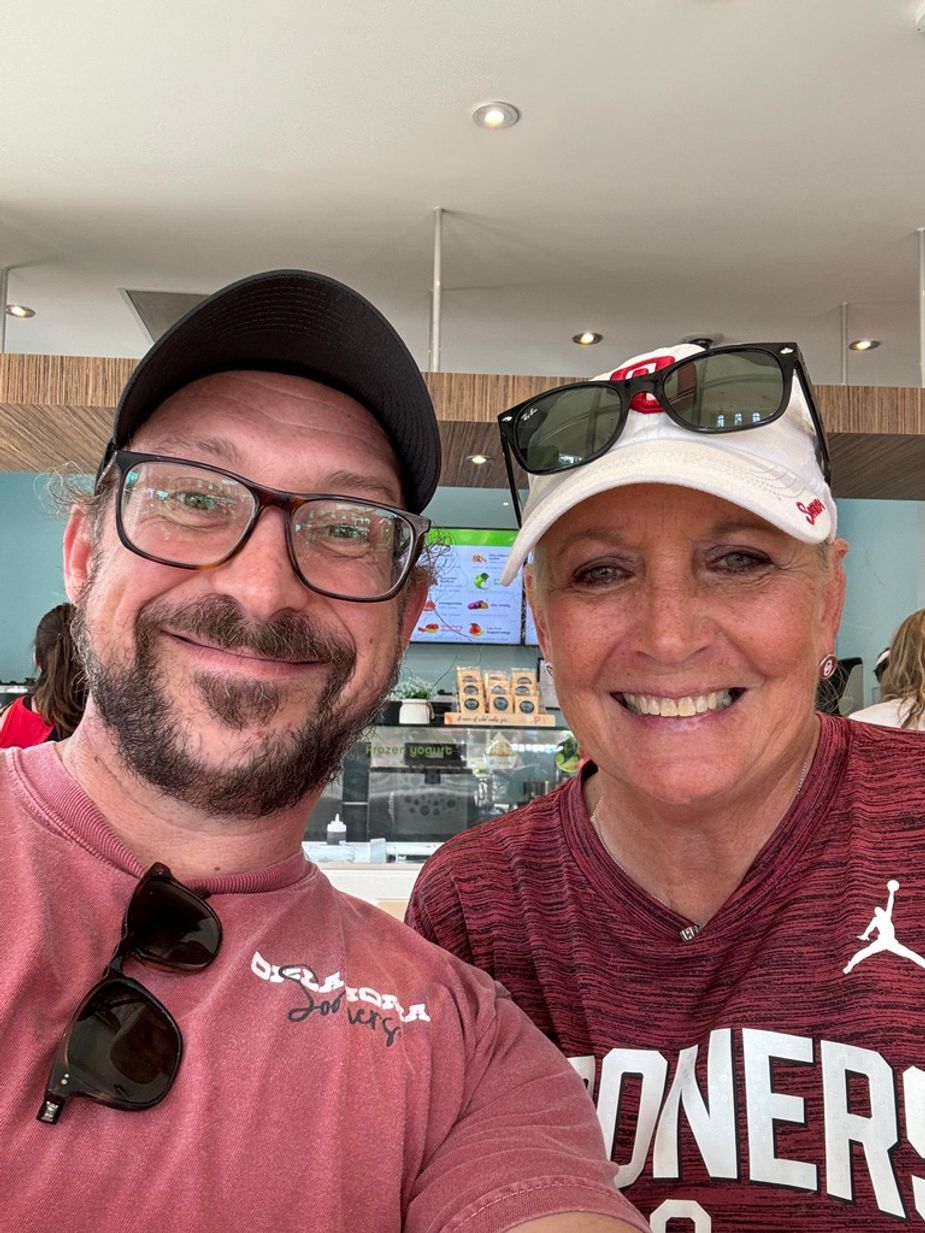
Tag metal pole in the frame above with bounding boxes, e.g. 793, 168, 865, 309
0, 268, 9, 355
840, 302, 848, 385
918, 228, 925, 388
429, 207, 443, 373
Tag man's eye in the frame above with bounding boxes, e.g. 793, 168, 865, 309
150, 484, 237, 520
173, 491, 221, 511
325, 521, 369, 541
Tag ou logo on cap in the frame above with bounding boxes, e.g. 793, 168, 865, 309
608, 354, 679, 413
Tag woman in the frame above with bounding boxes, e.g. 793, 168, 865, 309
0, 603, 86, 747
407, 341, 925, 1231
850, 608, 925, 730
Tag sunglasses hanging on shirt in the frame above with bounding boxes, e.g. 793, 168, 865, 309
37, 862, 222, 1124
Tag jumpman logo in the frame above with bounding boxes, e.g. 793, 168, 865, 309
843, 879, 925, 974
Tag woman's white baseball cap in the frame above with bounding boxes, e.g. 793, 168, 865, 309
500, 341, 836, 585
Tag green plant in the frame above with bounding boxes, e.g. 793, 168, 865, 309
555, 734, 581, 775
393, 674, 435, 700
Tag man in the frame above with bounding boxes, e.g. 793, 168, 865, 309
0, 269, 646, 1233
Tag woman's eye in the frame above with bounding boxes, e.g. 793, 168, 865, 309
571, 560, 631, 588
713, 549, 770, 573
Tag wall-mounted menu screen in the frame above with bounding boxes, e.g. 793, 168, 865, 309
412, 528, 524, 645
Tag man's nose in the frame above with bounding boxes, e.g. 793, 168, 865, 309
208, 507, 309, 619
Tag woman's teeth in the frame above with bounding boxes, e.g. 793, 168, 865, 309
621, 690, 736, 717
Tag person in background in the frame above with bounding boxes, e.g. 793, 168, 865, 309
407, 339, 925, 1230
0, 602, 86, 747
850, 608, 925, 730
0, 268, 645, 1233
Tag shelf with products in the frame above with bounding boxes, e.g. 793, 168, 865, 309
303, 721, 579, 853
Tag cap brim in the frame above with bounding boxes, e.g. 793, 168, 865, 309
500, 438, 834, 584
105, 270, 440, 513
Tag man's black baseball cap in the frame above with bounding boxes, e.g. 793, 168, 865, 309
97, 269, 441, 513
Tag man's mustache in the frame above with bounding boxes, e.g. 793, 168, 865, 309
143, 597, 354, 668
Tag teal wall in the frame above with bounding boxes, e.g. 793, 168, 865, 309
0, 474, 69, 681
1, 472, 922, 709
835, 498, 925, 702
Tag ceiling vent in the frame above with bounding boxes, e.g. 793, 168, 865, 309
122, 289, 207, 342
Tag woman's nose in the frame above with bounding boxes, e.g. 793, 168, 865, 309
632, 576, 712, 664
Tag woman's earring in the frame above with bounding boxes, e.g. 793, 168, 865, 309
545, 662, 553, 675
818, 654, 837, 680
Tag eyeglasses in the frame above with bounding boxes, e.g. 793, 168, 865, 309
37, 862, 222, 1124
110, 450, 432, 603
497, 343, 831, 523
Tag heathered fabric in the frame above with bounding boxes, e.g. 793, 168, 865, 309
0, 741, 647, 1233
407, 714, 925, 1230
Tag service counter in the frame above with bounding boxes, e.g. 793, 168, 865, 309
315, 862, 423, 918
304, 718, 577, 854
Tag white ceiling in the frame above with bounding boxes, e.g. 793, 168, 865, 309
2, 0, 925, 387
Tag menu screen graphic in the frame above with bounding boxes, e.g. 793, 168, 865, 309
412, 528, 524, 645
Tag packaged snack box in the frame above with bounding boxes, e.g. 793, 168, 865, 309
514, 689, 543, 716
456, 668, 486, 714
488, 691, 515, 715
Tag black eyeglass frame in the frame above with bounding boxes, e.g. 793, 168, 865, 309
110, 449, 432, 604
496, 342, 831, 525
37, 862, 222, 1124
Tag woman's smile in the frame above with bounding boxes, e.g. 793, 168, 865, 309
617, 687, 744, 718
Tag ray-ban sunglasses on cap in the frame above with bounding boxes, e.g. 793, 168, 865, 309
37, 863, 222, 1124
497, 342, 831, 524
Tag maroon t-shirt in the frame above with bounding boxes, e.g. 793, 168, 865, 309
407, 714, 925, 1231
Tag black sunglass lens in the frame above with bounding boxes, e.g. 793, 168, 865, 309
515, 386, 624, 472
663, 350, 785, 430
127, 873, 222, 971
39, 977, 181, 1120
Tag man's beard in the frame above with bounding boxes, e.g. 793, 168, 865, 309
72, 594, 403, 818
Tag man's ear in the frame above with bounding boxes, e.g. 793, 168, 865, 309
399, 572, 430, 647
63, 506, 94, 603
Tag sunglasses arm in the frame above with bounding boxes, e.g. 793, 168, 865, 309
499, 436, 525, 527
37, 1092, 66, 1123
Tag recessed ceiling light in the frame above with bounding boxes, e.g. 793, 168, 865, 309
467, 454, 490, 466
472, 101, 520, 130
6, 303, 35, 318
848, 338, 881, 351
572, 331, 603, 346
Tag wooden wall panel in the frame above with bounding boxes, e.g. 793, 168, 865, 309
830, 433, 925, 500
0, 354, 134, 408
424, 371, 578, 423
816, 384, 924, 435
2, 354, 925, 499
